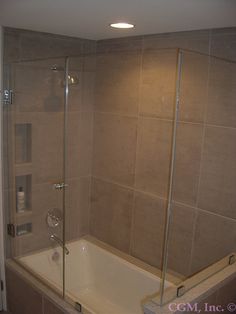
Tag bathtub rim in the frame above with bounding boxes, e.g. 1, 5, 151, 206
13, 235, 175, 313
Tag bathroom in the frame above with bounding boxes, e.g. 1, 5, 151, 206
0, 0, 236, 313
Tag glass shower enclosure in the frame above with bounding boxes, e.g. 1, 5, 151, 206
3, 46, 236, 311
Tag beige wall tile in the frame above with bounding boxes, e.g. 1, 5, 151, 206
198, 126, 236, 219
179, 51, 209, 123
206, 58, 236, 128
67, 111, 93, 179
6, 267, 43, 314
19, 30, 84, 60
131, 192, 166, 268
173, 123, 203, 206
90, 178, 133, 253
140, 49, 177, 119
96, 36, 142, 53
65, 177, 91, 241
216, 276, 236, 306
32, 112, 64, 184
143, 30, 210, 54
210, 28, 236, 62
197, 291, 218, 314
92, 113, 137, 186
135, 117, 172, 198
44, 298, 64, 314
167, 203, 197, 277
190, 210, 236, 274
13, 182, 63, 256
95, 51, 141, 115
13, 61, 65, 113
4, 28, 21, 62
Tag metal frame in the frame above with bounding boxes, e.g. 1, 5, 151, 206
0, 25, 7, 311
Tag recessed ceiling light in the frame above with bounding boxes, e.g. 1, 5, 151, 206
110, 22, 135, 29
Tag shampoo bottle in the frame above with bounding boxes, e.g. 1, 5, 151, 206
17, 186, 25, 212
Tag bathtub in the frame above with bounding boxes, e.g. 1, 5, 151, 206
19, 236, 172, 314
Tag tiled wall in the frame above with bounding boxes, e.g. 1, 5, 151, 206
90, 28, 236, 278
4, 27, 236, 281
3, 28, 95, 255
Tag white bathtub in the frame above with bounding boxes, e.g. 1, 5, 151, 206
19, 236, 171, 314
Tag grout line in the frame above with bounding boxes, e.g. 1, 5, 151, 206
93, 175, 236, 224
92, 175, 167, 201
174, 199, 236, 223
90, 110, 236, 130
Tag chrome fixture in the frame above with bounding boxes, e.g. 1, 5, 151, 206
46, 208, 62, 228
51, 65, 79, 86
50, 234, 69, 255
53, 182, 68, 190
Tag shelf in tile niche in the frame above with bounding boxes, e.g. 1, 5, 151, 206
16, 210, 32, 217
15, 174, 32, 214
15, 163, 32, 176
15, 123, 32, 164
16, 222, 32, 237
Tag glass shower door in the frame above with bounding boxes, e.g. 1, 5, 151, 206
3, 57, 68, 296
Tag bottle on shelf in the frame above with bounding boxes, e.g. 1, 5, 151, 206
17, 186, 25, 213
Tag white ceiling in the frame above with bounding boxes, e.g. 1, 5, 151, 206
0, 0, 236, 40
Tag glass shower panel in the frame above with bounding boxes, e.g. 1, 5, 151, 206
162, 50, 236, 303
64, 53, 95, 304
3, 57, 67, 296
64, 49, 180, 309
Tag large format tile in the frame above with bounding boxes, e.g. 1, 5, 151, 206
197, 126, 236, 219
210, 28, 236, 62
167, 203, 197, 277
206, 57, 236, 128
32, 112, 64, 184
140, 49, 177, 119
190, 210, 236, 274
90, 178, 133, 253
67, 111, 93, 179
4, 28, 21, 62
96, 36, 142, 53
143, 30, 210, 54
13, 60, 65, 113
13, 181, 63, 256
179, 51, 209, 123
65, 177, 91, 240
92, 113, 137, 186
19, 30, 83, 60
216, 276, 236, 307
6, 267, 43, 314
131, 192, 166, 268
135, 117, 172, 198
44, 298, 64, 314
95, 51, 141, 115
173, 123, 203, 206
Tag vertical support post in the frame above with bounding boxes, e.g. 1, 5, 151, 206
0, 25, 7, 310
159, 50, 183, 305
62, 57, 69, 299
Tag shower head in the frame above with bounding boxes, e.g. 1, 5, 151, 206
51, 64, 79, 86
67, 74, 79, 86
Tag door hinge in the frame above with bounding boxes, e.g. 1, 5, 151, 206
3, 89, 13, 105
75, 302, 82, 312
1, 280, 4, 291
7, 223, 15, 237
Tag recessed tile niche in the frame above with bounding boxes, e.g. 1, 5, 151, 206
15, 174, 32, 213
15, 124, 32, 164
